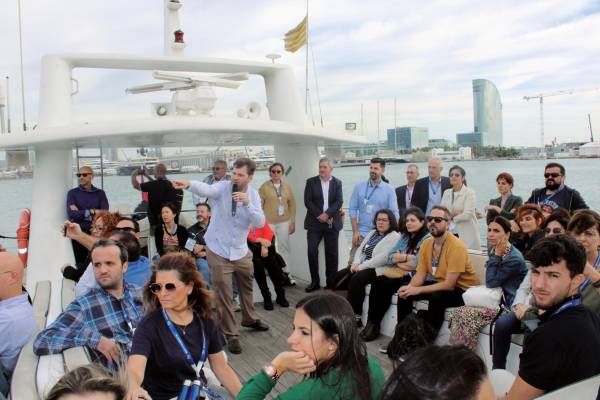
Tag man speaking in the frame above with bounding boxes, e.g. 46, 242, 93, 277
172, 158, 269, 354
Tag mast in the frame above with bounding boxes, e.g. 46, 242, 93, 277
17, 0, 27, 131
305, 0, 309, 113
589, 114, 594, 143
164, 0, 185, 57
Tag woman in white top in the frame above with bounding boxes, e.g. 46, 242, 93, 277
441, 165, 480, 250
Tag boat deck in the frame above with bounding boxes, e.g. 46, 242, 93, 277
227, 283, 394, 397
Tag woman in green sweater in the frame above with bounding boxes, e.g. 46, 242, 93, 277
237, 293, 385, 400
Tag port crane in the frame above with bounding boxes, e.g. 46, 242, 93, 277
523, 86, 600, 156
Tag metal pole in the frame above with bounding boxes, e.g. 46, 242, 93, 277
377, 100, 380, 153
394, 97, 397, 153
539, 97, 544, 157
6, 76, 11, 133
17, 0, 27, 131
588, 113, 594, 143
305, 0, 309, 114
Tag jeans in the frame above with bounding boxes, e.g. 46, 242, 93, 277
492, 312, 522, 370
0, 363, 10, 399
195, 258, 211, 289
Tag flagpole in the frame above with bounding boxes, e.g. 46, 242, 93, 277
305, 0, 309, 114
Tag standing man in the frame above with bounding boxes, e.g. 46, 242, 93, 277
411, 158, 452, 216
502, 235, 600, 399
348, 158, 399, 263
259, 162, 297, 281
172, 158, 269, 355
186, 202, 212, 288
396, 163, 419, 219
0, 252, 35, 398
131, 163, 183, 233
193, 159, 231, 206
303, 157, 344, 292
67, 166, 109, 265
526, 162, 588, 216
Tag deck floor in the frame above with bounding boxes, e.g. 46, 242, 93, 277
226, 282, 394, 397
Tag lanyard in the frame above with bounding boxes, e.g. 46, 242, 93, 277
541, 185, 564, 204
431, 237, 447, 274
579, 253, 600, 291
364, 180, 379, 202
162, 308, 207, 378
429, 178, 441, 196
550, 297, 581, 318
271, 180, 283, 200
406, 186, 413, 203
122, 290, 141, 333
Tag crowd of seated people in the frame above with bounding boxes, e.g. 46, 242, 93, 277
6, 159, 600, 400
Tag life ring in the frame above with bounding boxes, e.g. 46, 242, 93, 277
16, 208, 30, 267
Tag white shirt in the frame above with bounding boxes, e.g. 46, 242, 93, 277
188, 180, 265, 261
320, 177, 331, 213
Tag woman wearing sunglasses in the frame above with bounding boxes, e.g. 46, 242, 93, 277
126, 252, 242, 400
237, 293, 385, 400
440, 165, 480, 250
259, 163, 297, 283
541, 208, 570, 237
154, 202, 188, 257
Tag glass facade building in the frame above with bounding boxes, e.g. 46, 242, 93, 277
473, 79, 503, 146
387, 127, 429, 151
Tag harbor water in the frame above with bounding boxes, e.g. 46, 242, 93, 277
1, 158, 598, 253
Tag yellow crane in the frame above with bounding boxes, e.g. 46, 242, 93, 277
523, 86, 600, 156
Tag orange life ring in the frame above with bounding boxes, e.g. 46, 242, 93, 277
16, 208, 30, 267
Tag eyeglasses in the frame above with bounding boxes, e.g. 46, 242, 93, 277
544, 227, 564, 235
426, 216, 448, 223
90, 225, 104, 232
270, 170, 283, 174
544, 173, 561, 178
212, 167, 224, 171
115, 226, 136, 233
148, 282, 180, 294
76, 173, 91, 178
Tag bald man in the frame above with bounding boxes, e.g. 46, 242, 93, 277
67, 166, 109, 264
0, 252, 35, 397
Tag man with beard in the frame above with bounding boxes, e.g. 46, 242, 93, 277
395, 205, 480, 339
501, 235, 600, 399
348, 158, 399, 265
526, 162, 588, 216
186, 202, 212, 287
34, 239, 143, 369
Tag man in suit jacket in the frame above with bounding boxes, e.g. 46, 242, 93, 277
303, 157, 343, 292
411, 158, 452, 215
396, 164, 420, 218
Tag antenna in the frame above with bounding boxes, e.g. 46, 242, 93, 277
589, 114, 594, 143
17, 0, 27, 131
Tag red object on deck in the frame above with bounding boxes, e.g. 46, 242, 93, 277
16, 208, 31, 267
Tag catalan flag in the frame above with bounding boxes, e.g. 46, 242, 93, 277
284, 16, 308, 53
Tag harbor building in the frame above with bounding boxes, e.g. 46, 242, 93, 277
473, 79, 503, 146
456, 132, 483, 147
431, 147, 472, 161
387, 127, 429, 151
429, 138, 455, 148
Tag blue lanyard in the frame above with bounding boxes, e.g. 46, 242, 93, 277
431, 237, 447, 274
121, 289, 140, 333
541, 185, 564, 204
364, 180, 379, 202
579, 253, 600, 292
429, 178, 441, 196
550, 297, 581, 318
162, 308, 207, 378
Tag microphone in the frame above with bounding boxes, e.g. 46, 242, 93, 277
232, 183, 239, 217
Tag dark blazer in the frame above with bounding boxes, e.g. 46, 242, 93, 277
411, 176, 452, 214
154, 224, 189, 256
303, 176, 343, 231
486, 194, 523, 224
396, 185, 407, 211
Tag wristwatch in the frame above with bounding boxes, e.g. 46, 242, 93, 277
263, 365, 281, 382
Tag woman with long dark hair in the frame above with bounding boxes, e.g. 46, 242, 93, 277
154, 202, 188, 256
126, 252, 241, 400
360, 207, 430, 343
237, 293, 385, 400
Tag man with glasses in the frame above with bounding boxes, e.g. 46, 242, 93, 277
193, 159, 231, 206
411, 158, 452, 216
0, 251, 35, 399
396, 164, 419, 218
395, 205, 479, 339
67, 166, 109, 265
259, 163, 297, 284
34, 239, 143, 369
526, 162, 588, 216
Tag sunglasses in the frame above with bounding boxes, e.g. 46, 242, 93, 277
426, 216, 448, 223
115, 226, 136, 233
76, 173, 91, 178
148, 282, 180, 294
270, 170, 283, 174
544, 173, 561, 178
544, 227, 564, 235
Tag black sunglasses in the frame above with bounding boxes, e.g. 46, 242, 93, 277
115, 226, 136, 233
544, 173, 561, 178
76, 173, 91, 178
148, 282, 179, 294
270, 170, 283, 174
544, 227, 564, 235
426, 216, 448, 223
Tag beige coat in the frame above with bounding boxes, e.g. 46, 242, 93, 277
441, 185, 481, 250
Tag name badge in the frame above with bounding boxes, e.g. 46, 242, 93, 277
366, 204, 373, 214
277, 204, 285, 217
184, 238, 197, 252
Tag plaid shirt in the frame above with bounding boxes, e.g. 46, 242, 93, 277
33, 283, 143, 367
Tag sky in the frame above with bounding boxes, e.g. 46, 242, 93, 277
1, 0, 600, 149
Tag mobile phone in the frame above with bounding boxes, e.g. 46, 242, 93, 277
62, 224, 68, 237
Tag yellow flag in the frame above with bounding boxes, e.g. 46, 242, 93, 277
284, 16, 308, 53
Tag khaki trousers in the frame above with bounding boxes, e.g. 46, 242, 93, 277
206, 247, 260, 339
